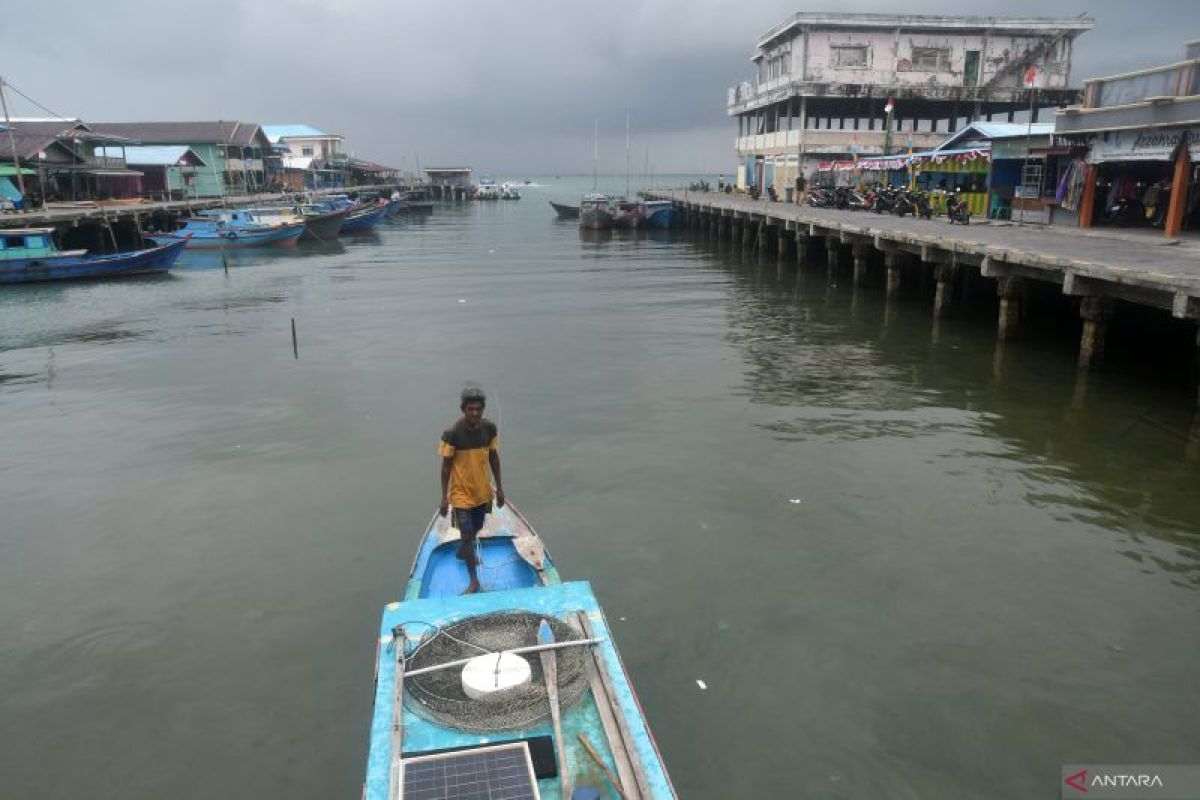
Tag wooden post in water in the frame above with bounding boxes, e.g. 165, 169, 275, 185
933, 261, 957, 318
884, 251, 903, 299
291, 317, 299, 359
851, 240, 871, 288
996, 276, 1026, 340
1077, 295, 1114, 370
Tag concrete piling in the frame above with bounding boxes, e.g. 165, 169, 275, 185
1078, 296, 1115, 370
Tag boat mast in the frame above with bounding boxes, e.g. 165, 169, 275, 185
592, 119, 598, 192
625, 111, 630, 198
0, 76, 28, 199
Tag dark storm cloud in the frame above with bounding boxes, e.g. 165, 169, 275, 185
0, 0, 1192, 173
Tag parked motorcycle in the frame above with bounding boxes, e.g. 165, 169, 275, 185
946, 191, 971, 225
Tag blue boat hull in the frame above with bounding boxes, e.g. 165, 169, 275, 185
144, 224, 304, 249
339, 204, 388, 234
642, 203, 677, 229
0, 239, 186, 284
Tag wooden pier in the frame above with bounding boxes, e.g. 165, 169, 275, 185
652, 190, 1200, 398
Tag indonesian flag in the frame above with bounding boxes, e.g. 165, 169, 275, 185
1023, 66, 1039, 88
884, 97, 895, 115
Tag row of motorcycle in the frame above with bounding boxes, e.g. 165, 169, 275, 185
805, 185, 972, 225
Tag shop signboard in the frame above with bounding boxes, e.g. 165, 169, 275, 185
1088, 126, 1200, 162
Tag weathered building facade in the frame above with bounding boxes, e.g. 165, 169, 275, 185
728, 13, 1092, 193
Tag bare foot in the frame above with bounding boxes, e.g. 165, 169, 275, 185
463, 580, 481, 595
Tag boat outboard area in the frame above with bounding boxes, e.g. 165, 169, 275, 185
364, 503, 677, 799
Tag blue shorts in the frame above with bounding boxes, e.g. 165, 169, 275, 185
453, 502, 491, 561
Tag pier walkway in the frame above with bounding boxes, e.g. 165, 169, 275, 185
652, 189, 1200, 385
0, 184, 406, 229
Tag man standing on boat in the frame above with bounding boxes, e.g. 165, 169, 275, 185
438, 384, 505, 594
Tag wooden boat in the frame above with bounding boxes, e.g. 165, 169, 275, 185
339, 201, 389, 234
364, 502, 677, 800
0, 228, 185, 284
612, 200, 644, 230
579, 194, 614, 230
143, 210, 305, 249
550, 201, 580, 219
299, 206, 350, 241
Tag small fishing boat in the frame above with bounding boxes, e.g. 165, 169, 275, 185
0, 227, 185, 284
143, 211, 305, 249
640, 200, 676, 229
363, 503, 677, 800
339, 200, 389, 235
241, 205, 350, 243
550, 201, 580, 219
579, 194, 614, 230
501, 182, 522, 200
612, 199, 644, 230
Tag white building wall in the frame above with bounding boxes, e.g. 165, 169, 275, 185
759, 30, 1072, 89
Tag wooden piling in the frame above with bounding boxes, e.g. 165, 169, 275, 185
1078, 296, 1114, 370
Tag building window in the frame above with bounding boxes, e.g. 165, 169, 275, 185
302, 147, 314, 156
911, 47, 951, 71
831, 45, 869, 69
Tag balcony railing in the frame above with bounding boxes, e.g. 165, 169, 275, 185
1083, 60, 1200, 108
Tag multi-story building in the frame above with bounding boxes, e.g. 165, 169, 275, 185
262, 124, 347, 189
727, 13, 1093, 194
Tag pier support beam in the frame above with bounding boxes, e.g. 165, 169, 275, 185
1078, 296, 1115, 370
933, 262, 957, 318
743, 219, 755, 248
777, 229, 790, 260
824, 236, 842, 271
996, 276, 1027, 340
851, 241, 872, 288
884, 251, 903, 299
795, 233, 809, 266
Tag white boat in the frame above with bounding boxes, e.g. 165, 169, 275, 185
475, 178, 500, 200
500, 182, 522, 200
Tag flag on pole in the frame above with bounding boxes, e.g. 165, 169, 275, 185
1023, 66, 1039, 89
884, 97, 895, 115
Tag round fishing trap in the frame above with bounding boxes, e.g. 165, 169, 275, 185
404, 611, 591, 732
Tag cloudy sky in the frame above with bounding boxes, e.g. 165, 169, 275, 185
1, 0, 1193, 174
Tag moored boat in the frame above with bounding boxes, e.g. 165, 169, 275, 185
640, 200, 676, 229
143, 211, 304, 249
612, 199, 644, 230
501, 182, 522, 200
364, 503, 676, 800
579, 194, 614, 230
550, 201, 580, 219
474, 178, 501, 200
0, 228, 185, 284
339, 200, 389, 235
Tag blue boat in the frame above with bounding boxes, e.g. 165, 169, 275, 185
339, 201, 389, 234
640, 200, 677, 229
143, 210, 305, 249
0, 227, 185, 284
364, 503, 677, 800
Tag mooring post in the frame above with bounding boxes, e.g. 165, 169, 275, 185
933, 261, 957, 318
996, 276, 1026, 340
1077, 295, 1115, 370
291, 317, 299, 359
884, 251, 903, 299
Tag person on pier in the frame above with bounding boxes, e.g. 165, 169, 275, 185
438, 384, 505, 594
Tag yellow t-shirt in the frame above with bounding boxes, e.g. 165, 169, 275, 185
438, 418, 498, 508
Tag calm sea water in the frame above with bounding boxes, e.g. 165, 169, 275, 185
1, 177, 1198, 799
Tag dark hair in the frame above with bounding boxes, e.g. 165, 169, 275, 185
460, 384, 486, 409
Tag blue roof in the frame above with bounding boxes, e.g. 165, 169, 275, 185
261, 124, 337, 143
938, 122, 1056, 151
98, 145, 205, 166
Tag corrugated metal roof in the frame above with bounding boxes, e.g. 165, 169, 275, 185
87, 121, 267, 147
262, 124, 339, 143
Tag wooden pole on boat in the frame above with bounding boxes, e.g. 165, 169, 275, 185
578, 733, 629, 800
387, 628, 406, 800
539, 619, 571, 800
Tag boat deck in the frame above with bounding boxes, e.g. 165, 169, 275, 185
365, 581, 675, 800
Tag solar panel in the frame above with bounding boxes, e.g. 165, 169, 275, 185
401, 741, 541, 800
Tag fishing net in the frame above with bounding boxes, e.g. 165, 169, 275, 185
404, 611, 591, 732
